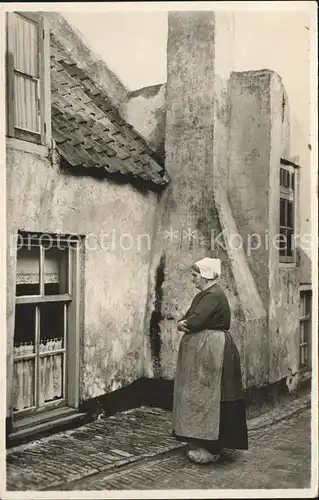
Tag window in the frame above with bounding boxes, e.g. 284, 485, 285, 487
12, 232, 81, 419
299, 289, 312, 371
6, 12, 50, 145
281, 93, 286, 123
279, 162, 296, 263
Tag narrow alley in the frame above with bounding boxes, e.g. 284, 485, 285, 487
3, 6, 316, 499
6, 390, 312, 492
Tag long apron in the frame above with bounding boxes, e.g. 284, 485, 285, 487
172, 329, 226, 441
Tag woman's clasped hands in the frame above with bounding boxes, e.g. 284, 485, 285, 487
177, 320, 190, 333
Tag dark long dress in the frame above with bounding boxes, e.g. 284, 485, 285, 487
172, 283, 248, 454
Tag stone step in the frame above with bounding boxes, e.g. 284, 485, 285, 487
9, 410, 87, 444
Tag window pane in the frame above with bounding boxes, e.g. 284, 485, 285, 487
300, 293, 306, 317
285, 170, 289, 187
279, 229, 287, 256
39, 353, 64, 404
16, 283, 40, 297
291, 172, 295, 190
299, 322, 310, 368
300, 291, 312, 316
287, 201, 294, 228
16, 245, 40, 296
40, 302, 65, 351
305, 293, 312, 315
302, 348, 306, 366
280, 198, 286, 226
304, 321, 311, 368
13, 359, 35, 411
44, 247, 69, 295
14, 303, 36, 354
287, 229, 294, 257
39, 302, 65, 404
14, 14, 38, 76
14, 73, 39, 132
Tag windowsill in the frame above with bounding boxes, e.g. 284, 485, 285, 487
280, 157, 300, 169
300, 314, 311, 322
13, 405, 71, 430
279, 262, 296, 269
300, 283, 312, 292
6, 136, 49, 157
8, 406, 87, 446
298, 369, 312, 383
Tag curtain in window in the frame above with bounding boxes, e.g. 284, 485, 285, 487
13, 350, 63, 411
12, 360, 34, 411
39, 352, 63, 405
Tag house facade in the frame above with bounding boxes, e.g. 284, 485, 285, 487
6, 11, 169, 439
6, 11, 312, 441
122, 12, 313, 389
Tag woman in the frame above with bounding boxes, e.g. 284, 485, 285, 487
172, 257, 248, 464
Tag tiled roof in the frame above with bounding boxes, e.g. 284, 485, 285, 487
50, 34, 169, 190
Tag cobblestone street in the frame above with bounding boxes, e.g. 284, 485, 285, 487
49, 408, 312, 491
5, 390, 313, 494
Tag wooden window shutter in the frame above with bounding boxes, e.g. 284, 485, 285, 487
6, 12, 51, 146
39, 15, 51, 147
6, 12, 15, 137
37, 14, 46, 146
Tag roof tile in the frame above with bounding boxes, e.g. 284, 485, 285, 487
50, 33, 169, 189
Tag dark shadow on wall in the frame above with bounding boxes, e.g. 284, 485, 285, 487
79, 374, 311, 421
7, 375, 311, 449
149, 253, 166, 377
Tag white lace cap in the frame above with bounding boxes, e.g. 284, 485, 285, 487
194, 257, 221, 279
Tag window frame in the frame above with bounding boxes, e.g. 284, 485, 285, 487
12, 232, 81, 421
279, 161, 297, 264
6, 11, 51, 147
299, 289, 312, 371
